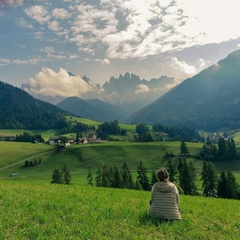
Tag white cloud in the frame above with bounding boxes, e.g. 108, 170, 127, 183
32, 31, 44, 40
25, 67, 96, 98
0, 0, 23, 8
0, 58, 11, 65
52, 8, 71, 19
17, 17, 33, 29
12, 58, 40, 65
135, 84, 150, 94
179, 0, 240, 44
48, 20, 60, 32
69, 54, 78, 60
18, 0, 240, 62
199, 58, 205, 68
171, 57, 197, 75
25, 5, 51, 25
95, 58, 110, 65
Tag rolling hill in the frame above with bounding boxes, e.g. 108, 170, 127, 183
127, 49, 240, 131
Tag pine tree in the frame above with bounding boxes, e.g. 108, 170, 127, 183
150, 170, 158, 187
86, 169, 93, 186
51, 167, 63, 184
95, 167, 102, 187
121, 161, 134, 189
178, 157, 197, 195
113, 166, 123, 188
62, 163, 71, 184
101, 164, 110, 187
216, 171, 239, 199
226, 171, 239, 199
180, 141, 189, 156
201, 161, 217, 197
166, 158, 177, 182
218, 137, 227, 160
137, 161, 150, 191
227, 139, 239, 160
217, 171, 228, 198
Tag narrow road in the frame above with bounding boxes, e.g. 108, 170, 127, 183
0, 149, 54, 171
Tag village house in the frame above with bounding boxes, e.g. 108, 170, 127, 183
48, 136, 62, 146
86, 133, 98, 143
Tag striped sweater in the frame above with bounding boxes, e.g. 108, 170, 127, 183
149, 181, 182, 220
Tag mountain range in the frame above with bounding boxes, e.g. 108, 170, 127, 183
22, 72, 176, 117
2, 49, 240, 131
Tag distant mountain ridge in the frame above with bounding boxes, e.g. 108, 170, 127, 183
57, 97, 126, 122
21, 71, 176, 121
127, 49, 240, 131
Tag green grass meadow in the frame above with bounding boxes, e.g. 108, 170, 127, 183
1, 180, 240, 240
1, 139, 240, 239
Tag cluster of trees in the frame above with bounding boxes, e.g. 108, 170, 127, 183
152, 124, 203, 142
24, 158, 42, 167
51, 164, 71, 184
196, 137, 239, 161
135, 124, 154, 142
134, 123, 203, 143
96, 120, 126, 139
201, 161, 240, 199
60, 121, 96, 135
86, 161, 158, 191
87, 157, 240, 200
15, 132, 44, 143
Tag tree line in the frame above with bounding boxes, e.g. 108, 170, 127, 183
196, 136, 239, 161
86, 158, 240, 200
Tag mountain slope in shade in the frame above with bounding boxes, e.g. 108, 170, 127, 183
0, 81, 67, 129
127, 49, 240, 131
57, 97, 126, 122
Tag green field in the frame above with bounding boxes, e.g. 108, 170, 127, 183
1, 141, 240, 184
0, 180, 240, 239
1, 138, 240, 239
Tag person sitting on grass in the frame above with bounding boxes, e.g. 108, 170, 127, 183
149, 168, 182, 221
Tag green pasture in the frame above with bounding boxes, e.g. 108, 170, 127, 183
0, 180, 240, 240
233, 131, 240, 142
66, 116, 100, 126
0, 142, 54, 169
0, 129, 61, 141
1, 141, 240, 186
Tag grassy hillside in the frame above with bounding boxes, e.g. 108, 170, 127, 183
0, 180, 239, 239
0, 141, 201, 181
1, 141, 240, 184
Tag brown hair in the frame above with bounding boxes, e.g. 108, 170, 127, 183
157, 168, 169, 182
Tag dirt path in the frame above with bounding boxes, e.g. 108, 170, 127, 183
0, 150, 54, 171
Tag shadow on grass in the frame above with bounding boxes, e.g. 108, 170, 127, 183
139, 212, 177, 227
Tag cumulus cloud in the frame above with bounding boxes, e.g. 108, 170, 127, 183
25, 5, 50, 25
172, 57, 197, 75
25, 67, 97, 98
0, 0, 23, 9
52, 8, 71, 19
135, 84, 150, 94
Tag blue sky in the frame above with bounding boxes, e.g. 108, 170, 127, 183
1, 0, 240, 91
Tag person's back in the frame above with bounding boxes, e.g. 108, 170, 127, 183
149, 168, 181, 220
